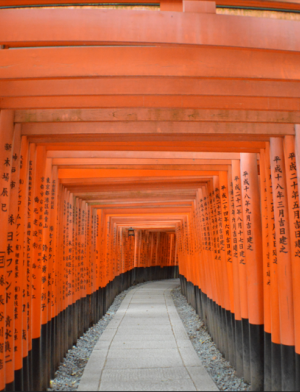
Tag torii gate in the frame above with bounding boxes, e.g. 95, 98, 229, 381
0, 1, 300, 391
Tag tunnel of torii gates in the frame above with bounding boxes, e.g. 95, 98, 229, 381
0, 0, 300, 391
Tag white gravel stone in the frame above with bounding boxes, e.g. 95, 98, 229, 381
48, 283, 250, 392
48, 283, 147, 392
171, 287, 250, 392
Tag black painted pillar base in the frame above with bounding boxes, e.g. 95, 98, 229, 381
28, 349, 33, 390
235, 319, 244, 378
296, 351, 300, 391
22, 354, 31, 391
5, 381, 15, 392
31, 337, 42, 391
14, 367, 24, 392
271, 341, 282, 391
249, 323, 264, 391
264, 332, 272, 391
242, 318, 251, 384
41, 322, 49, 390
281, 344, 295, 391
227, 311, 235, 368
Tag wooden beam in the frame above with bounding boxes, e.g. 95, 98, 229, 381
58, 168, 220, 178
21, 122, 294, 136
4, 79, 300, 99
0, 46, 299, 81
0, 0, 157, 4
0, 0, 299, 11
55, 164, 230, 171
77, 193, 197, 201
40, 140, 264, 152
101, 207, 191, 214
1, 9, 299, 52
65, 185, 205, 193
90, 203, 193, 208
15, 108, 300, 123
59, 175, 210, 184
3, 95, 300, 111
52, 158, 232, 165
47, 151, 241, 159
63, 181, 207, 192
89, 200, 193, 206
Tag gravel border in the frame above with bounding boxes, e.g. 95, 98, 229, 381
48, 282, 148, 391
171, 286, 251, 391
48, 281, 250, 391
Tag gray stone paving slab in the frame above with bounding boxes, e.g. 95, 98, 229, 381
78, 350, 107, 391
187, 367, 219, 391
112, 333, 177, 342
179, 347, 205, 367
98, 329, 117, 341
114, 326, 173, 334
78, 279, 218, 392
99, 368, 197, 391
120, 320, 171, 327
110, 340, 178, 350
105, 348, 183, 369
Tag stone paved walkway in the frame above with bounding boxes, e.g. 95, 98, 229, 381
78, 279, 218, 391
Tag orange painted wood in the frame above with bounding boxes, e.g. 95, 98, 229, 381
0, 110, 15, 389
18, 136, 30, 370
283, 136, 300, 353
0, 0, 299, 11
21, 122, 294, 136
259, 148, 271, 335
14, 107, 300, 125
264, 142, 281, 345
228, 165, 242, 322
41, 158, 52, 326
6, 125, 22, 377
50, 166, 59, 319
31, 146, 47, 340
1, 8, 299, 52
39, 141, 265, 153
3, 95, 300, 112
0, 47, 300, 81
270, 138, 295, 346
48, 151, 241, 159
232, 159, 248, 321
26, 143, 36, 354
1, 3, 300, 387
240, 153, 264, 326
219, 171, 235, 314
214, 176, 231, 312
4, 124, 21, 384
6, 80, 300, 101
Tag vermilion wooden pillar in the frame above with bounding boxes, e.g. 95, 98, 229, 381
263, 142, 282, 391
294, 125, 300, 390
197, 190, 207, 302
26, 143, 36, 391
31, 146, 47, 391
240, 153, 264, 391
219, 171, 236, 367
228, 164, 243, 376
0, 110, 15, 392
283, 135, 300, 392
50, 166, 59, 377
6, 125, 22, 391
270, 138, 295, 391
232, 159, 249, 382
212, 178, 228, 358
18, 136, 30, 391
259, 148, 272, 391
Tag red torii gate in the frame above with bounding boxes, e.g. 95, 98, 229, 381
0, 1, 300, 392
